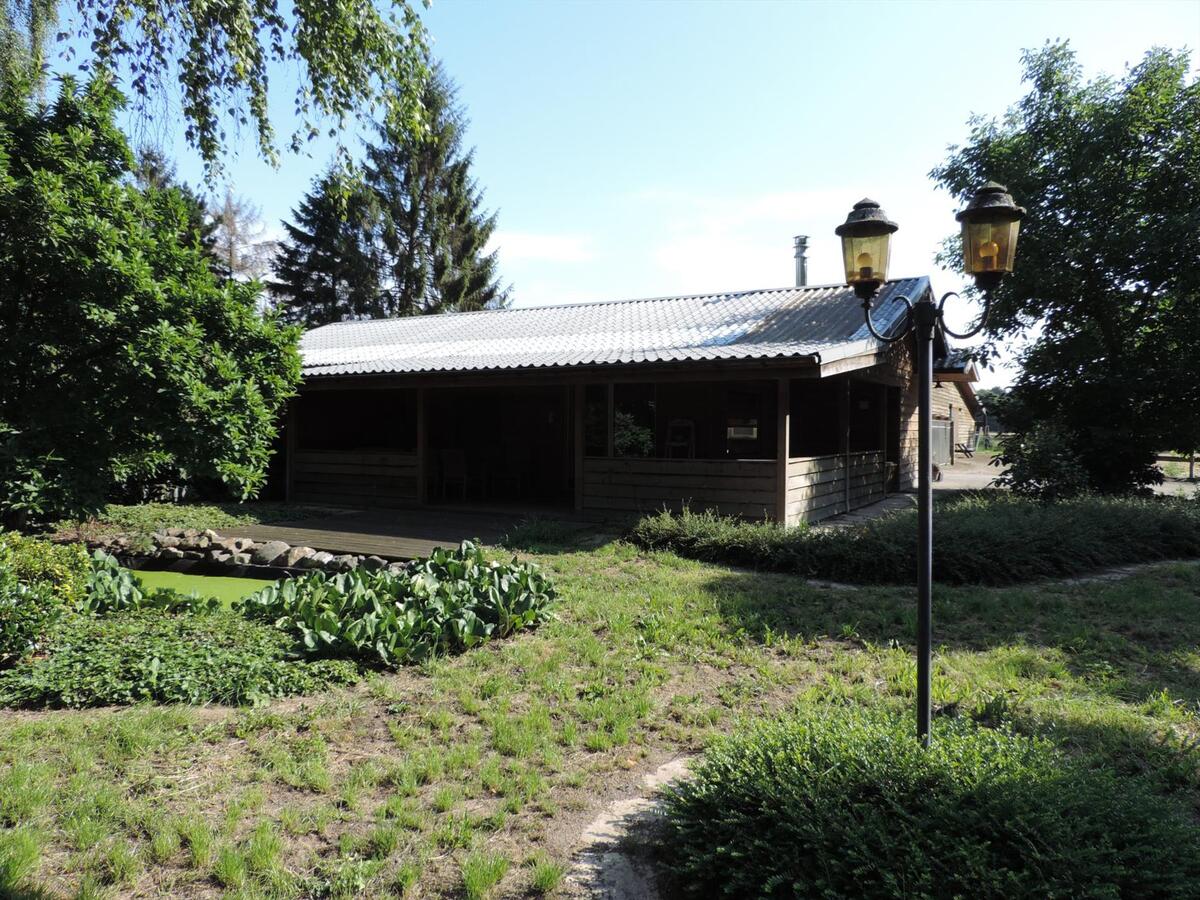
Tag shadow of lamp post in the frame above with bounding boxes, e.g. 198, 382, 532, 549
835, 183, 1026, 746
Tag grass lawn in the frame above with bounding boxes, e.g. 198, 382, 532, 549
1, 538, 1198, 897
131, 569, 277, 608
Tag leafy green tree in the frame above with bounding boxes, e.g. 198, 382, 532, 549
365, 64, 508, 316
270, 168, 384, 327
0, 77, 301, 524
933, 43, 1200, 494
1, 0, 428, 173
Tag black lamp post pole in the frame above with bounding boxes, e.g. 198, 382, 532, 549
913, 295, 937, 747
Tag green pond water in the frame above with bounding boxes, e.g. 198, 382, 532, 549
131, 569, 276, 608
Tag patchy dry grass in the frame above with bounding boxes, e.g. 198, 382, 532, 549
1, 538, 1198, 897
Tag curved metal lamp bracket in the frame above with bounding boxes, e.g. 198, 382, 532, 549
936, 290, 992, 340
861, 294, 914, 344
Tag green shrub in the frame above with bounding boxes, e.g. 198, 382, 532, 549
0, 562, 61, 666
241, 541, 555, 665
629, 493, 1200, 585
0, 531, 90, 607
0, 611, 359, 707
84, 550, 220, 615
661, 708, 1200, 899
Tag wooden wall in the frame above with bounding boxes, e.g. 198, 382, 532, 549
581, 457, 777, 519
786, 451, 887, 523
886, 341, 973, 490
290, 450, 418, 507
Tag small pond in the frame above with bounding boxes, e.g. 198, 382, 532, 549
130, 569, 277, 608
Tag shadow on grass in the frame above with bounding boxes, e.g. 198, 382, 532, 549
705, 561, 1200, 706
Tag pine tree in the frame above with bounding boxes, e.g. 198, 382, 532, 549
133, 146, 218, 258
270, 170, 383, 327
364, 63, 508, 316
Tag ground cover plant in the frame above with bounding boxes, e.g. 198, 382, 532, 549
0, 526, 1196, 897
242, 542, 556, 665
629, 492, 1200, 584
661, 707, 1200, 898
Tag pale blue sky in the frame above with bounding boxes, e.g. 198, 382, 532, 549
59, 0, 1200, 386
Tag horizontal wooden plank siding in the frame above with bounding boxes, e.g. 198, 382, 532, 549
581, 457, 776, 520
290, 450, 419, 507
786, 451, 886, 523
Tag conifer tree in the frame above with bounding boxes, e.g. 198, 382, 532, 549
364, 63, 508, 316
270, 171, 382, 327
272, 62, 507, 323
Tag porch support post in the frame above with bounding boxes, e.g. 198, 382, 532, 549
574, 383, 585, 511
879, 382, 889, 496
605, 383, 615, 457
775, 378, 790, 524
416, 387, 427, 505
841, 377, 851, 513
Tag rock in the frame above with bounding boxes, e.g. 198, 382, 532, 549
152, 532, 181, 549
252, 540, 291, 566
387, 561, 408, 574
182, 550, 204, 560
284, 546, 316, 567
210, 550, 232, 564
214, 537, 239, 552
158, 546, 185, 561
232, 537, 255, 553
332, 554, 358, 572
295, 552, 326, 570
202, 529, 221, 543
165, 527, 187, 539
361, 555, 387, 571
308, 551, 335, 569
230, 552, 252, 566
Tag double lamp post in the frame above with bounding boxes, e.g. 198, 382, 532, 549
834, 183, 1026, 746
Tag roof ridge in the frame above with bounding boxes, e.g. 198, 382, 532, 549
305, 276, 929, 332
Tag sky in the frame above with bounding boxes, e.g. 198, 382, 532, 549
55, 0, 1200, 387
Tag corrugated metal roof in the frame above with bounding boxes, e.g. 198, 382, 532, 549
300, 277, 930, 377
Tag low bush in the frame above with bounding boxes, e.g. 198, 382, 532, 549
0, 562, 60, 666
629, 493, 1200, 584
0, 531, 90, 607
0, 611, 360, 707
661, 707, 1200, 899
84, 550, 220, 615
242, 541, 555, 665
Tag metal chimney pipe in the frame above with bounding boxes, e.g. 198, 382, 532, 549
793, 235, 809, 286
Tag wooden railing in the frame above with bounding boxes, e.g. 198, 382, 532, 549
786, 451, 886, 523
581, 457, 776, 519
290, 449, 418, 507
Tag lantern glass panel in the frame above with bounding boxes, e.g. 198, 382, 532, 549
840, 232, 892, 286
962, 218, 1020, 275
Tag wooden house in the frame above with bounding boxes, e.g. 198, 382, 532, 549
286, 276, 979, 524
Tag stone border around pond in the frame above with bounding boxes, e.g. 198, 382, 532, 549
90, 528, 409, 578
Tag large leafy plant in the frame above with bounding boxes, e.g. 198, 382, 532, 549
242, 541, 555, 665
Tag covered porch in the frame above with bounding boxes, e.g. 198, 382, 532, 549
284, 366, 903, 525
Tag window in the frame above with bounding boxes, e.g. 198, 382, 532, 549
583, 385, 607, 456
296, 389, 417, 451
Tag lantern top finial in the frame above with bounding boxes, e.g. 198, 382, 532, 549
835, 198, 899, 237
956, 183, 1026, 223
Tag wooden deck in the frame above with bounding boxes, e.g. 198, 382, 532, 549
221, 506, 582, 560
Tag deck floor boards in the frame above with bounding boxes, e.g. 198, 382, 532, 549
221, 506, 583, 560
